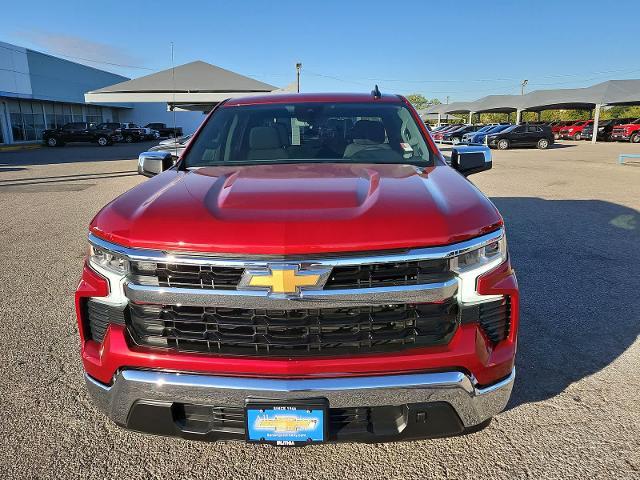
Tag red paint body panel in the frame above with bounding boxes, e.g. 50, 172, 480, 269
77, 258, 518, 386
90, 163, 501, 255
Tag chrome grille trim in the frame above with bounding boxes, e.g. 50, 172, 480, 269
88, 228, 504, 268
124, 279, 459, 309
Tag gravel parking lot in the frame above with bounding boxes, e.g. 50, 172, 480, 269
0, 141, 638, 479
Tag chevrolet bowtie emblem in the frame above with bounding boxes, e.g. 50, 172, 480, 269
241, 265, 329, 294
254, 415, 318, 433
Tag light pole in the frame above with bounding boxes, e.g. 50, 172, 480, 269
296, 62, 302, 93
521, 79, 528, 96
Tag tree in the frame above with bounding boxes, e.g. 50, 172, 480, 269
406, 94, 429, 110
406, 94, 442, 110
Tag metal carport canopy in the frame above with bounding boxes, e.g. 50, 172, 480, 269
84, 61, 278, 104
471, 95, 521, 113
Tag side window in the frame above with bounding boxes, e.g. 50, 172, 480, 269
513, 126, 525, 134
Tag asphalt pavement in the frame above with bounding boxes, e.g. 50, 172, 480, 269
0, 140, 638, 479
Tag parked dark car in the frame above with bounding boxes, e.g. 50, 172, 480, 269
43, 122, 120, 147
442, 125, 482, 144
487, 123, 554, 150
581, 118, 634, 142
144, 122, 183, 138
463, 124, 513, 144
119, 123, 150, 143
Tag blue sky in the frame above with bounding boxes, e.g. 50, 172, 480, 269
3, 0, 637, 102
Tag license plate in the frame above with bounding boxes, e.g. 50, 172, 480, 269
245, 401, 327, 446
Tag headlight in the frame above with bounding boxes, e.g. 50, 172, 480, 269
452, 234, 507, 304
89, 244, 128, 274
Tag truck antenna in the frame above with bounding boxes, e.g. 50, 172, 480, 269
371, 84, 381, 99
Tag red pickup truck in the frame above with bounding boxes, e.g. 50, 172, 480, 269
77, 92, 518, 445
610, 118, 640, 143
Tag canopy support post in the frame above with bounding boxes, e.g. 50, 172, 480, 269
516, 109, 523, 124
437, 112, 442, 126
468, 112, 473, 125
592, 104, 602, 144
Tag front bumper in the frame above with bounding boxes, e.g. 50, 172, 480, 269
86, 367, 514, 442
611, 133, 630, 141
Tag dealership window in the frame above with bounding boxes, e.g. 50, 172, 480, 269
54, 103, 65, 128
8, 100, 45, 141
8, 100, 24, 141
72, 104, 83, 122
86, 105, 103, 125
63, 104, 73, 124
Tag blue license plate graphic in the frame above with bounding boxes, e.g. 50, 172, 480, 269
246, 406, 325, 444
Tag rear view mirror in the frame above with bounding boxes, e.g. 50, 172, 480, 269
137, 151, 174, 177
450, 145, 492, 176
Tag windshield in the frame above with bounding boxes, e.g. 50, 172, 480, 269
499, 125, 519, 133
184, 102, 435, 168
488, 124, 510, 133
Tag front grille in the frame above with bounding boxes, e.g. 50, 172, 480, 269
130, 262, 243, 290
324, 259, 449, 289
128, 301, 459, 356
130, 258, 450, 291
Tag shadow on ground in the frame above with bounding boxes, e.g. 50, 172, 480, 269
492, 197, 639, 408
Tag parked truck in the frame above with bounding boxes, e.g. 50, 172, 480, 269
144, 122, 183, 138
610, 118, 640, 142
77, 91, 518, 445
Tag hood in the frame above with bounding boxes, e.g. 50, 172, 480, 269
91, 163, 502, 255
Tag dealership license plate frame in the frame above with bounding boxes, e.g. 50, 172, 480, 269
245, 399, 329, 446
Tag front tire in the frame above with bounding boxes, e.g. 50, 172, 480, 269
554, 133, 560, 140
124, 134, 133, 143
631, 133, 640, 143
97, 136, 109, 147
497, 139, 510, 150
46, 137, 58, 147
573, 132, 581, 141
537, 138, 550, 149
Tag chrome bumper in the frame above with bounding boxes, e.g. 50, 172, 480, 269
85, 368, 515, 428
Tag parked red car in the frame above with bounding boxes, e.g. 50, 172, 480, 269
432, 123, 463, 140
610, 118, 640, 143
558, 120, 593, 140
77, 92, 518, 445
550, 121, 576, 140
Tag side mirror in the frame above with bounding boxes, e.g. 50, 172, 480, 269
450, 145, 492, 176
137, 151, 174, 177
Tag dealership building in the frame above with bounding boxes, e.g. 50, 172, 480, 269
0, 41, 205, 145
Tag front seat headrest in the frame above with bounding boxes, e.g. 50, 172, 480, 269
249, 126, 282, 150
351, 120, 385, 143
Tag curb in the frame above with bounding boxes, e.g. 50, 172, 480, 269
0, 144, 42, 152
